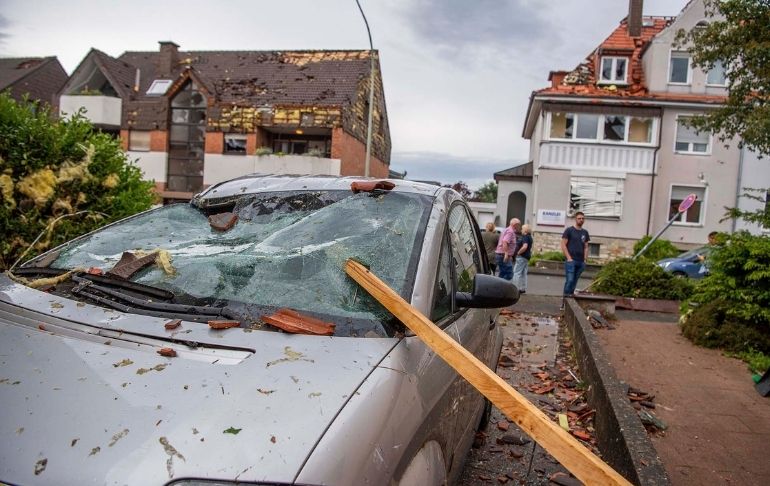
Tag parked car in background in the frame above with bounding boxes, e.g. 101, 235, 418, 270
0, 175, 518, 486
657, 246, 711, 278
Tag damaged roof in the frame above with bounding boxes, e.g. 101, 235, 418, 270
113, 48, 374, 107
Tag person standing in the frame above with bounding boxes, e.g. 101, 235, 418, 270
481, 222, 499, 275
513, 224, 533, 293
495, 218, 520, 281
561, 212, 590, 304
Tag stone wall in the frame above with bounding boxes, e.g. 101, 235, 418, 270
532, 231, 637, 262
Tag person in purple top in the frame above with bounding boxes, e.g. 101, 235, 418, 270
495, 218, 520, 281
561, 211, 590, 306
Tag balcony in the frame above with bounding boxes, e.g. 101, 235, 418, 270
59, 95, 122, 127
539, 142, 655, 174
203, 154, 342, 186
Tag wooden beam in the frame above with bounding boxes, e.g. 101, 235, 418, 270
344, 260, 632, 486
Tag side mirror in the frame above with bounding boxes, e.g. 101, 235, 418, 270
455, 273, 519, 309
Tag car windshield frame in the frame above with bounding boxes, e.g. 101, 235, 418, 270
27, 189, 433, 337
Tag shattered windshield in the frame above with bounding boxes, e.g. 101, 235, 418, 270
49, 190, 432, 336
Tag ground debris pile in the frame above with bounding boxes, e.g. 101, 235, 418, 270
626, 385, 667, 434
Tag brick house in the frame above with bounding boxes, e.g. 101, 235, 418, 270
0, 56, 67, 106
58, 42, 391, 202
516, 0, 769, 260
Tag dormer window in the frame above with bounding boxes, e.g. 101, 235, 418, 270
146, 79, 172, 96
599, 57, 628, 84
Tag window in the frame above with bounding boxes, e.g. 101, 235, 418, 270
224, 134, 247, 155
570, 177, 623, 218
707, 60, 727, 86
430, 236, 453, 322
675, 117, 710, 154
550, 112, 574, 139
669, 186, 705, 225
588, 243, 601, 258
128, 130, 151, 151
146, 79, 173, 96
549, 112, 655, 144
575, 114, 599, 140
669, 51, 691, 84
599, 57, 628, 84
628, 117, 653, 143
603, 115, 626, 141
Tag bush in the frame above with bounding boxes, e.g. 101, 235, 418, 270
592, 258, 694, 300
632, 235, 681, 261
680, 300, 770, 355
0, 93, 155, 269
529, 250, 566, 266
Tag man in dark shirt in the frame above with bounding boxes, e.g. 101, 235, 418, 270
561, 212, 590, 304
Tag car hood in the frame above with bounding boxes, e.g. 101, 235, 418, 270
657, 258, 676, 265
0, 275, 399, 485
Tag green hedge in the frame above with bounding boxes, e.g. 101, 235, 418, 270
592, 258, 694, 300
0, 93, 155, 269
632, 235, 681, 261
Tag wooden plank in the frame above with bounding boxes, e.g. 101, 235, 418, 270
344, 260, 632, 486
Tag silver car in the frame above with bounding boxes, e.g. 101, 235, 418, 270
0, 175, 517, 485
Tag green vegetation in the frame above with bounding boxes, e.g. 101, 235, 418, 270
529, 250, 566, 266
0, 92, 155, 270
592, 258, 694, 300
726, 349, 770, 376
632, 235, 680, 261
472, 181, 497, 203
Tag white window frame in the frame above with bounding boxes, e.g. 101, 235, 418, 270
224, 134, 248, 155
706, 60, 728, 87
669, 184, 707, 226
546, 112, 657, 146
674, 116, 711, 155
128, 130, 151, 152
146, 79, 173, 96
668, 50, 692, 85
569, 176, 624, 219
598, 56, 628, 85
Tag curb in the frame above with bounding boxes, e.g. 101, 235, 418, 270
563, 299, 671, 486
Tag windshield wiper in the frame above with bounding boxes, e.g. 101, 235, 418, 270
71, 275, 240, 322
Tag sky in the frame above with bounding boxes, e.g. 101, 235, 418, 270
0, 0, 685, 190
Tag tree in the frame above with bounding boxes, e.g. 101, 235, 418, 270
444, 181, 473, 200
473, 181, 498, 203
0, 93, 156, 270
675, 0, 770, 155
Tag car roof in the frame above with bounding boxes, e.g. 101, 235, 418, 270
194, 174, 443, 203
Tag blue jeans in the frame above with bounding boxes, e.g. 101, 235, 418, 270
513, 256, 528, 291
496, 253, 513, 281
563, 260, 585, 296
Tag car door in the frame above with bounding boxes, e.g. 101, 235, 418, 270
430, 202, 497, 479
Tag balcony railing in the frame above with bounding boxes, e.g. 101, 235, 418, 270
539, 142, 655, 174
203, 154, 342, 186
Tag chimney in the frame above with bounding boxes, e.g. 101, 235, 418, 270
548, 71, 568, 88
628, 0, 643, 37
158, 41, 179, 77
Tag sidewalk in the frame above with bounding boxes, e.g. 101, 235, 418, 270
596, 319, 770, 485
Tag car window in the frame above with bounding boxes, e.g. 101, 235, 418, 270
47, 190, 432, 335
679, 246, 709, 260
430, 235, 453, 322
448, 205, 481, 293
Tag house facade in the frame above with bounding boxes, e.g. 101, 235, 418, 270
519, 0, 769, 260
58, 42, 391, 202
0, 57, 67, 106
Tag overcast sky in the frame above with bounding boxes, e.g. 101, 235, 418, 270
0, 0, 685, 190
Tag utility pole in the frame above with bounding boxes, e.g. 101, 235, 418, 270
355, 0, 375, 177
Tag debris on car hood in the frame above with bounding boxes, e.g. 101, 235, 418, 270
208, 211, 238, 232
262, 308, 336, 335
350, 180, 395, 193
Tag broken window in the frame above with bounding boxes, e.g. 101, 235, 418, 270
675, 117, 710, 153
224, 134, 247, 155
49, 190, 432, 337
549, 112, 574, 139
599, 57, 627, 84
628, 117, 653, 143
603, 115, 626, 141
431, 235, 453, 323
669, 51, 691, 84
669, 186, 705, 224
569, 177, 623, 218
128, 130, 151, 151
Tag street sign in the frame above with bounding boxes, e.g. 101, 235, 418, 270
678, 193, 698, 213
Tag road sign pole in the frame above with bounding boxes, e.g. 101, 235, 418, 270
633, 193, 697, 260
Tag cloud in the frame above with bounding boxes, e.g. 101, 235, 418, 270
390, 151, 527, 190
395, 0, 560, 70
0, 14, 10, 44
